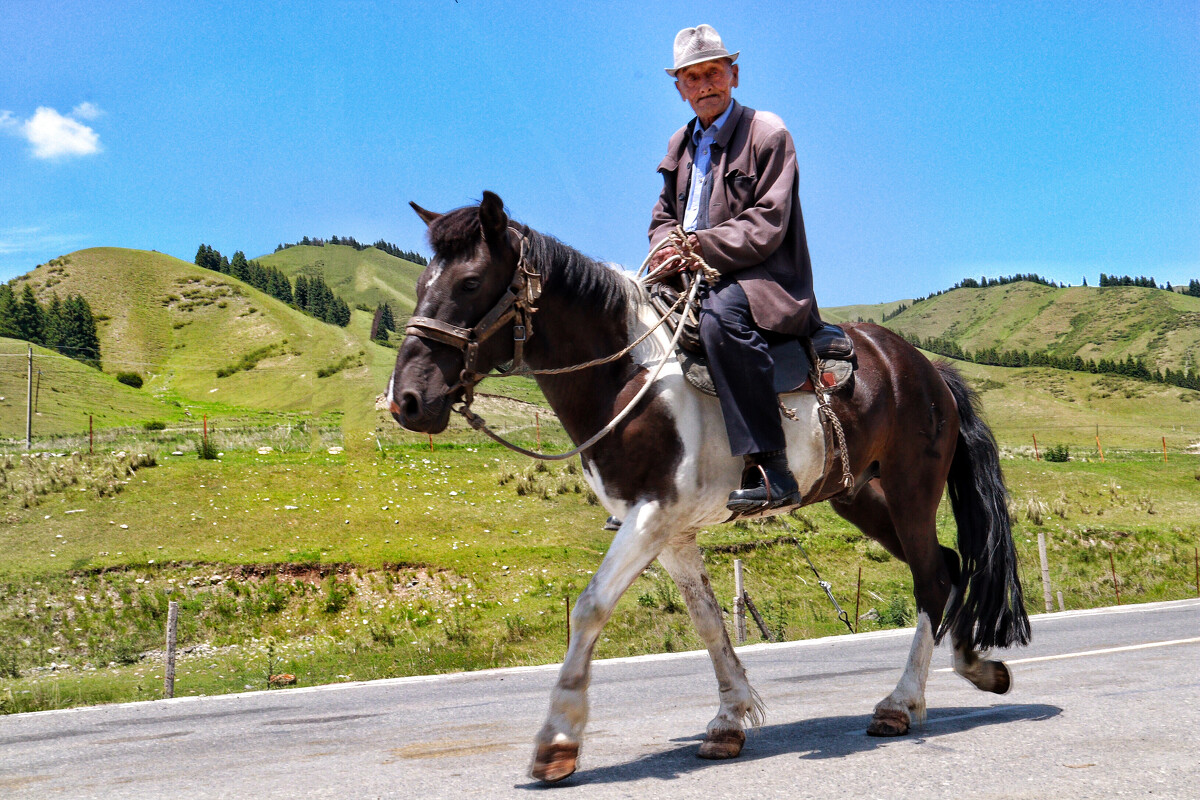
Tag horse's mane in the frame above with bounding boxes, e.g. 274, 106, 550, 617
427, 204, 638, 317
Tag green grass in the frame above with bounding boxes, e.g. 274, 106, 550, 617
257, 244, 426, 317
2, 427, 1197, 714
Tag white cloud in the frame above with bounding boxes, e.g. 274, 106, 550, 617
22, 107, 102, 159
0, 226, 85, 256
1, 105, 103, 160
71, 102, 104, 120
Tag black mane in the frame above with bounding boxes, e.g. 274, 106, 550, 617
426, 203, 634, 317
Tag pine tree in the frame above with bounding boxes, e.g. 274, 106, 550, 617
0, 284, 19, 338
15, 284, 45, 344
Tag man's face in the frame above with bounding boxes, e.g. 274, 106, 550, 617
674, 59, 739, 127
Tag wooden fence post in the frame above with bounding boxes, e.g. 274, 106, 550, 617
1096, 434, 1105, 462
1109, 551, 1120, 605
1056, 591, 1065, 612
1162, 436, 1168, 463
164, 601, 179, 698
89, 415, 93, 455
536, 412, 541, 451
1037, 532, 1053, 613
1032, 433, 1040, 461
733, 559, 746, 644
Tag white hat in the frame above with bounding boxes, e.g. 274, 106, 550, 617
666, 24, 739, 77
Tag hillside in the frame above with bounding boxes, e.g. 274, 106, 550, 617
257, 244, 426, 317
7, 249, 397, 427
867, 282, 1200, 373
0, 338, 184, 437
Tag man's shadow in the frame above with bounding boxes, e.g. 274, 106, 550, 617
516, 704, 1061, 788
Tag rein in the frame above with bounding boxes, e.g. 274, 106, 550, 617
404, 227, 710, 460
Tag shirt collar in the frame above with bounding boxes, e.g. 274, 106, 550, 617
691, 100, 736, 147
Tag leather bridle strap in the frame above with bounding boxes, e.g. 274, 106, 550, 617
403, 233, 540, 401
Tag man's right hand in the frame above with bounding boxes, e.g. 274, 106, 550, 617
647, 244, 681, 275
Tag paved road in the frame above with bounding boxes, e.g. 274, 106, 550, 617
2, 599, 1198, 799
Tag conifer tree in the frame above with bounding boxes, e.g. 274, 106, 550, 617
0, 284, 20, 338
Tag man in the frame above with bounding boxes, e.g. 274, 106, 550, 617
648, 24, 824, 513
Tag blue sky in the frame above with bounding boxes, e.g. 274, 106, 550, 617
1, 1, 1197, 306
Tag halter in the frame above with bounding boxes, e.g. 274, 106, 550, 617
403, 232, 543, 407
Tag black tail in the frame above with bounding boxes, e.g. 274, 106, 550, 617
935, 362, 1031, 650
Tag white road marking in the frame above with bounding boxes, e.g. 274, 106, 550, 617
933, 636, 1200, 673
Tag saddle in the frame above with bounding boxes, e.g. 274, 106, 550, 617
648, 282, 857, 398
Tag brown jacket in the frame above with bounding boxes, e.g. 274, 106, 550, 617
649, 100, 822, 337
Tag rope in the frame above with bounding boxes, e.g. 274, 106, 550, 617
457, 267, 704, 460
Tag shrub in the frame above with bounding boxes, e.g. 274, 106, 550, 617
116, 372, 143, 389
143, 421, 166, 431
877, 595, 914, 627
197, 437, 219, 460
1044, 444, 1070, 462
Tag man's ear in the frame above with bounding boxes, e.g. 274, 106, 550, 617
675, 79, 687, 101
730, 63, 739, 89
409, 202, 441, 226
479, 190, 508, 248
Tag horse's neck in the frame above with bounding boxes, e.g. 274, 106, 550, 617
527, 270, 645, 444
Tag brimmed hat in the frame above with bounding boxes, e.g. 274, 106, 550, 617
666, 24, 739, 77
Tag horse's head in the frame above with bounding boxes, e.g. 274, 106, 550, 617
389, 191, 524, 433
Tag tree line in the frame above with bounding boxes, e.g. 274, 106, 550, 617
194, 244, 351, 327
898, 273, 1200, 310
896, 330, 1200, 392
274, 236, 428, 266
0, 283, 102, 368
1097, 274, 1200, 297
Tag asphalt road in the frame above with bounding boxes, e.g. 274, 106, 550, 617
2, 598, 1198, 799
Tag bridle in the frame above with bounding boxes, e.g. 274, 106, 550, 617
402, 231, 542, 408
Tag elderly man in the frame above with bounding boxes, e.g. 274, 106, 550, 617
648, 24, 825, 513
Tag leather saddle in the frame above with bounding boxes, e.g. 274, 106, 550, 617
648, 282, 856, 397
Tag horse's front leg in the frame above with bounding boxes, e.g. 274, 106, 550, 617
530, 502, 671, 783
657, 539, 763, 759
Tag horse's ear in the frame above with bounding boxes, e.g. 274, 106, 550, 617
409, 202, 441, 226
479, 191, 508, 247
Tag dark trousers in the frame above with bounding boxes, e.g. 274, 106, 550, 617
698, 279, 786, 457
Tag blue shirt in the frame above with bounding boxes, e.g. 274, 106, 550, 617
682, 101, 735, 232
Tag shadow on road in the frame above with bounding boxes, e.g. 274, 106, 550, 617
515, 703, 1062, 789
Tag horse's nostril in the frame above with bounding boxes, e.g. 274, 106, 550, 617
401, 391, 421, 420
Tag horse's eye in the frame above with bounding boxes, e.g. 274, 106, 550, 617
462, 278, 481, 292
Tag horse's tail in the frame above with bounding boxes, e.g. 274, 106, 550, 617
935, 361, 1031, 650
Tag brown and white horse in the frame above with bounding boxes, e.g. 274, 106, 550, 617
388, 192, 1030, 783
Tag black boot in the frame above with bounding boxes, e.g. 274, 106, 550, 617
726, 450, 800, 513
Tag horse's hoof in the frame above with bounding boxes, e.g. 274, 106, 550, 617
987, 660, 1012, 695
531, 742, 579, 783
867, 708, 910, 737
697, 729, 745, 759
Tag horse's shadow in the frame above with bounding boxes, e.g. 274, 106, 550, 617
516, 704, 1062, 789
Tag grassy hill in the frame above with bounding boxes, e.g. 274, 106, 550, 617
0, 338, 184, 438
257, 244, 426, 317
6, 249, 399, 433
822, 298, 911, 324
864, 282, 1200, 373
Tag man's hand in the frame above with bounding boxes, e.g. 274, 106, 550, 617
647, 234, 703, 277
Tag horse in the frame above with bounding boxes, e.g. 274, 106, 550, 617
388, 191, 1030, 783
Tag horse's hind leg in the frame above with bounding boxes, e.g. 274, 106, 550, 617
658, 539, 763, 759
950, 634, 1013, 695
530, 502, 672, 783
832, 482, 952, 736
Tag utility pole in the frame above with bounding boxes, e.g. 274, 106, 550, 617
26, 345, 33, 450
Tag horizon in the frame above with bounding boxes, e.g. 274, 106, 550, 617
2, 1, 1197, 306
